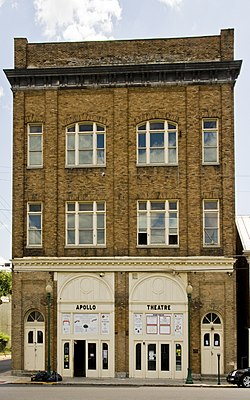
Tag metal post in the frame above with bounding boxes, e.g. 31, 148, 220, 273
46, 284, 53, 375
47, 290, 51, 374
217, 353, 221, 385
186, 286, 193, 384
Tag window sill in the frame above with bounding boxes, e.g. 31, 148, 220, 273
65, 245, 106, 248
202, 162, 220, 166
27, 166, 43, 169
136, 245, 179, 248
203, 244, 220, 248
65, 165, 106, 169
136, 163, 178, 167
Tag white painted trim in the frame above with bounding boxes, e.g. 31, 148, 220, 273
12, 256, 235, 273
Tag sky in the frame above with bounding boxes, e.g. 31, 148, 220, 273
0, 0, 249, 261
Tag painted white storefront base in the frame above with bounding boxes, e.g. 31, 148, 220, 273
57, 272, 115, 378
129, 273, 188, 379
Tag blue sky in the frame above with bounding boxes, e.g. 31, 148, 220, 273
0, 0, 249, 260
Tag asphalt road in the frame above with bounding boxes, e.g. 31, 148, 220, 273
0, 386, 249, 400
0, 358, 11, 374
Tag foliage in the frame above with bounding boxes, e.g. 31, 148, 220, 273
0, 331, 10, 352
0, 271, 12, 297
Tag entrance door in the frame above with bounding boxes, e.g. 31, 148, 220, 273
135, 342, 171, 378
24, 311, 45, 371
74, 340, 86, 377
201, 313, 223, 375
147, 342, 170, 378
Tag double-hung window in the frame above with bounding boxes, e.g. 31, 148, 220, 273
28, 124, 43, 167
137, 200, 179, 246
66, 201, 105, 246
137, 120, 177, 165
66, 122, 105, 167
202, 119, 219, 164
203, 200, 219, 246
27, 203, 42, 247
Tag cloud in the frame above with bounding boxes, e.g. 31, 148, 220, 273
158, 0, 183, 9
0, 0, 6, 6
11, 1, 19, 9
33, 0, 122, 41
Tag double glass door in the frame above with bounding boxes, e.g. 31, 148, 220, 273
135, 341, 171, 378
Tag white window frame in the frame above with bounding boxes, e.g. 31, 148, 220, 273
203, 200, 220, 246
136, 120, 178, 166
202, 119, 219, 165
66, 201, 106, 247
27, 202, 42, 247
27, 123, 43, 168
66, 122, 106, 167
137, 200, 179, 246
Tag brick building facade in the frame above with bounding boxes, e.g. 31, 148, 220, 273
5, 29, 241, 379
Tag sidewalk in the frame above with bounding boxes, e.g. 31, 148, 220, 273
0, 355, 231, 387
0, 372, 231, 387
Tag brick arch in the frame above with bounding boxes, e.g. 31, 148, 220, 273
134, 112, 179, 125
200, 110, 221, 119
63, 113, 108, 127
25, 114, 45, 124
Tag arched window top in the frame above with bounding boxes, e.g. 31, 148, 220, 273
66, 121, 105, 132
27, 311, 44, 322
66, 121, 106, 167
202, 312, 221, 325
137, 119, 177, 131
137, 119, 178, 166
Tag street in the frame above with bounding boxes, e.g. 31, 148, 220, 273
0, 385, 249, 400
0, 358, 11, 374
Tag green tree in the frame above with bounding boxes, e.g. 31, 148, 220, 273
0, 271, 12, 297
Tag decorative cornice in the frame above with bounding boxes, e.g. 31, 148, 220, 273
4, 60, 242, 90
12, 256, 235, 273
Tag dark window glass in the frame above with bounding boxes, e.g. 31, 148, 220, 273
169, 235, 178, 245
161, 344, 169, 371
102, 343, 108, 370
176, 344, 182, 371
136, 343, 142, 370
37, 330, 43, 344
204, 333, 210, 346
138, 232, 147, 245
88, 343, 96, 370
28, 331, 33, 344
79, 123, 93, 131
148, 344, 156, 371
214, 333, 220, 347
64, 342, 70, 369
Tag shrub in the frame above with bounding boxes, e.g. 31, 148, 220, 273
0, 332, 10, 352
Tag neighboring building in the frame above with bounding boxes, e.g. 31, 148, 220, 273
0, 258, 11, 342
4, 29, 241, 379
0, 257, 11, 272
236, 216, 250, 368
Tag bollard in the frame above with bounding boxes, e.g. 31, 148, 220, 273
217, 353, 221, 385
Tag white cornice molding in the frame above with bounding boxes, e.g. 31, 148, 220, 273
12, 256, 235, 273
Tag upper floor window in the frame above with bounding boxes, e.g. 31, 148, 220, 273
27, 202, 42, 247
202, 119, 219, 164
28, 124, 43, 167
137, 120, 178, 165
203, 200, 219, 246
66, 122, 105, 167
66, 201, 105, 246
137, 200, 179, 246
